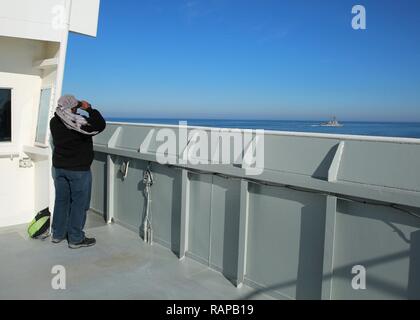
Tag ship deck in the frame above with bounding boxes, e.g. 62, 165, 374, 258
0, 212, 272, 300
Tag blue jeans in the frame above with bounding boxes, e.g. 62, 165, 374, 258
52, 168, 92, 244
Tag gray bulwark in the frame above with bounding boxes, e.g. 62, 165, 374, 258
91, 122, 420, 300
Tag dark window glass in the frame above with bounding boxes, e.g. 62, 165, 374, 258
0, 89, 11, 142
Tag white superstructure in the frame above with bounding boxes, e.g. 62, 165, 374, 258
0, 0, 100, 227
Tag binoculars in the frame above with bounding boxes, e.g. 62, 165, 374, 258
76, 101, 84, 109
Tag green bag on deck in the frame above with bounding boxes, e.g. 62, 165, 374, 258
27, 208, 51, 239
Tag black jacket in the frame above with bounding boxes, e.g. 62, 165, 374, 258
50, 108, 106, 171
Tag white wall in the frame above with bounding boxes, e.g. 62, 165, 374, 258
0, 0, 100, 40
35, 43, 60, 213
0, 0, 99, 227
0, 0, 66, 42
0, 37, 58, 227
0, 71, 41, 226
70, 0, 100, 37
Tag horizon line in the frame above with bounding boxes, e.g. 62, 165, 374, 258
104, 117, 420, 124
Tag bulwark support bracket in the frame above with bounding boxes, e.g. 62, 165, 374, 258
107, 127, 122, 150
328, 141, 345, 182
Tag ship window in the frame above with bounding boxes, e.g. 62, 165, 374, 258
0, 89, 12, 142
35, 88, 52, 146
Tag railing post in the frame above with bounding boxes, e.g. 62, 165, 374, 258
106, 155, 115, 224
105, 127, 121, 224
179, 169, 190, 260
321, 195, 338, 299
236, 179, 250, 288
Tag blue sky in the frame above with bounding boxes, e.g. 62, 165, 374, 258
63, 0, 420, 121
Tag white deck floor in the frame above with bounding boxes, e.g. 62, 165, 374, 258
0, 212, 272, 300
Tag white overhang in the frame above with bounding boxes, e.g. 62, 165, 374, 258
0, 0, 100, 42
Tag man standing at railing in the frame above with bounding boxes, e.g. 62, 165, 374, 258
50, 95, 106, 249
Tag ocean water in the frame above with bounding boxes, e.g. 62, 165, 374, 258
107, 118, 420, 139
